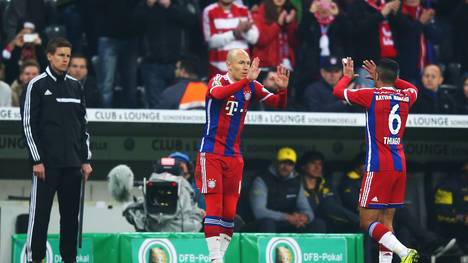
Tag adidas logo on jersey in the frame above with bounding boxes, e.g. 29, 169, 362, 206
44, 89, 52, 95
371, 197, 379, 202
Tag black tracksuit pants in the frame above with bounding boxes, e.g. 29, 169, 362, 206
26, 167, 82, 263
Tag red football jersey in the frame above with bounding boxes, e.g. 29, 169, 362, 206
200, 74, 287, 156
334, 76, 418, 172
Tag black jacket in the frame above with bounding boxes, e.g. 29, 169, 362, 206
81, 76, 101, 108
303, 79, 358, 112
433, 174, 468, 225
296, 13, 351, 86
394, 15, 442, 82
304, 176, 359, 228
95, 0, 140, 39
260, 169, 302, 214
20, 66, 91, 168
348, 1, 405, 65
133, 0, 198, 64
412, 86, 460, 114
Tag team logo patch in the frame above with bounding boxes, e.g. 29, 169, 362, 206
138, 238, 177, 263
244, 92, 251, 101
208, 179, 216, 189
266, 237, 302, 263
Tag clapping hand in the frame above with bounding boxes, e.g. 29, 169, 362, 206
273, 65, 290, 90
419, 9, 435, 25
247, 57, 261, 81
285, 9, 296, 24
342, 57, 357, 79
362, 60, 377, 81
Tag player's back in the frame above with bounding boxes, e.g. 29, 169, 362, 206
333, 76, 418, 173
366, 87, 412, 172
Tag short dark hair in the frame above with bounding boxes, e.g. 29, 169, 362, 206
70, 53, 88, 65
46, 37, 72, 55
298, 150, 325, 168
20, 60, 40, 74
178, 55, 200, 77
258, 68, 275, 83
377, 59, 399, 83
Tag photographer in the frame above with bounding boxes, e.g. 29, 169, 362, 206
2, 22, 46, 84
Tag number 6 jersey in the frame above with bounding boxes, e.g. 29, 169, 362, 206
333, 76, 418, 172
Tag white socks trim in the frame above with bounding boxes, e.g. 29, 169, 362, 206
206, 236, 221, 260
219, 233, 232, 258
379, 232, 409, 259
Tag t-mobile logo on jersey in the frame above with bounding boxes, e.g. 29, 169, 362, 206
225, 101, 244, 116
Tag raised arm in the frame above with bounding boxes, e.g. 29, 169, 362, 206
259, 65, 289, 109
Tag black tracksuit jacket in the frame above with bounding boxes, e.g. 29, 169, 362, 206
20, 66, 91, 168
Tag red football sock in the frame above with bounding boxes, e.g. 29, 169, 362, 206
220, 194, 239, 237
368, 221, 391, 241
204, 193, 223, 238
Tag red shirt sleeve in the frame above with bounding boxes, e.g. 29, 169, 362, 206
208, 75, 249, 100
395, 78, 418, 107
333, 76, 374, 108
254, 81, 287, 109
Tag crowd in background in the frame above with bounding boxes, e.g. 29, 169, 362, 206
0, 0, 467, 113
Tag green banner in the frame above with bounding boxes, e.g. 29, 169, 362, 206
241, 233, 363, 263
12, 233, 362, 263
119, 232, 240, 263
12, 234, 118, 263
12, 234, 93, 263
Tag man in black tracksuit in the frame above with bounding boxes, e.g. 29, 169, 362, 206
20, 37, 92, 263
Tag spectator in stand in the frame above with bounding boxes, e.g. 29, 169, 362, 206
2, 22, 46, 84
68, 54, 101, 108
348, 0, 406, 89
433, 160, 468, 254
413, 64, 459, 114
303, 56, 356, 112
299, 150, 359, 233
457, 74, 468, 115
396, 0, 441, 83
454, 0, 468, 73
157, 56, 208, 110
203, 0, 259, 78
250, 68, 285, 111
2, 0, 57, 45
348, 0, 403, 64
251, 0, 297, 71
249, 147, 326, 233
134, 0, 199, 109
10, 59, 39, 107
95, 0, 139, 108
296, 0, 350, 90
0, 80, 11, 106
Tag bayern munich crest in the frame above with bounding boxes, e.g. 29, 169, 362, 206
244, 92, 251, 101
208, 179, 216, 189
